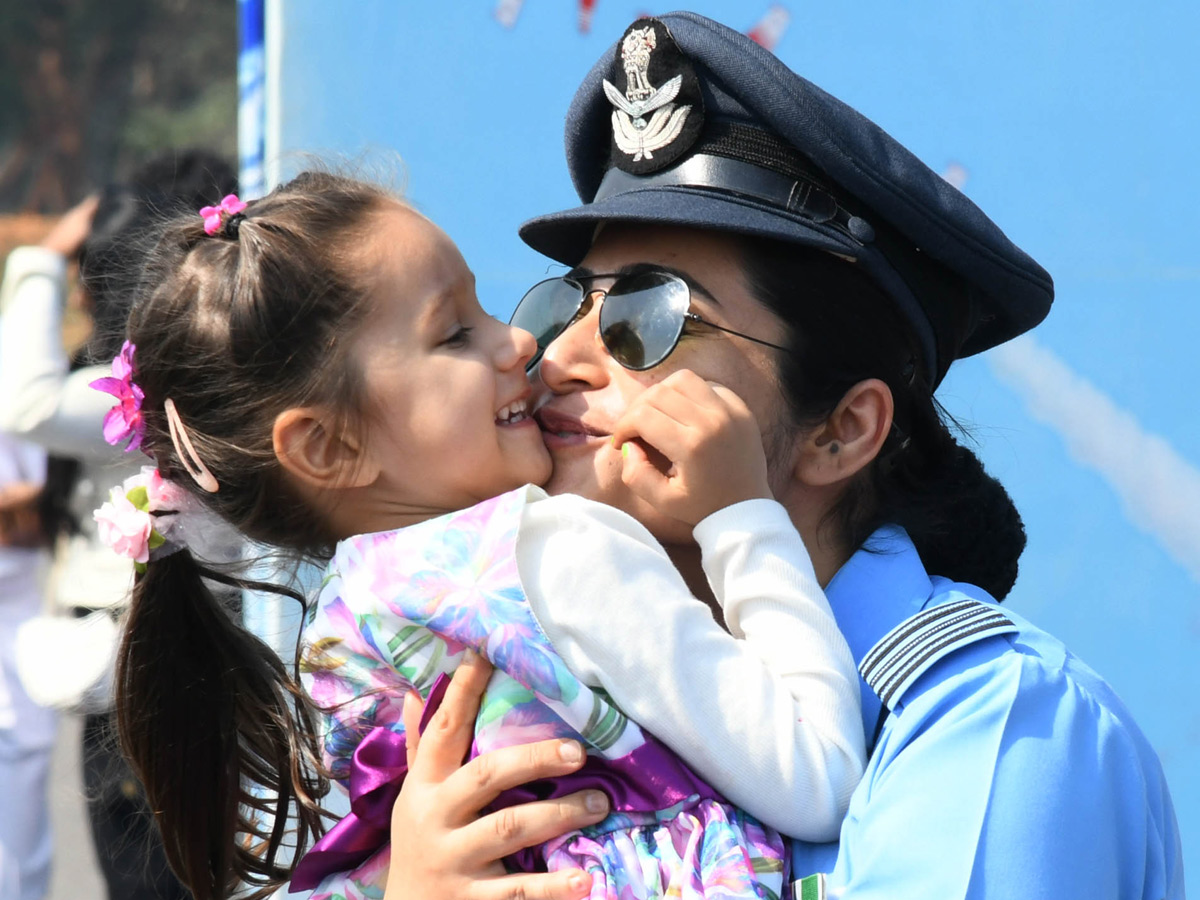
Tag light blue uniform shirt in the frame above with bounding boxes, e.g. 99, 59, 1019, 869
790, 526, 1185, 899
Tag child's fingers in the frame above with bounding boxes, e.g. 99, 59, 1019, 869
658, 369, 731, 409
610, 392, 687, 448
617, 438, 674, 507
612, 376, 751, 451
610, 401, 700, 462
705, 383, 759, 431
658, 373, 759, 437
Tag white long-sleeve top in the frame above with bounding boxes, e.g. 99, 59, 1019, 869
0, 247, 121, 460
517, 489, 865, 841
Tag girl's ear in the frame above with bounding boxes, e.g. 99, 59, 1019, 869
793, 378, 894, 487
272, 407, 379, 491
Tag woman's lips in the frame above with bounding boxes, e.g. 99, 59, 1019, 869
534, 408, 609, 447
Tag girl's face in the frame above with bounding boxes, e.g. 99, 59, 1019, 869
347, 205, 551, 525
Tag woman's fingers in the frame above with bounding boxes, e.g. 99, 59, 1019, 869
410, 650, 493, 781
455, 790, 610, 862
440, 736, 595, 824
385, 652, 604, 900
470, 869, 595, 900
402, 690, 423, 770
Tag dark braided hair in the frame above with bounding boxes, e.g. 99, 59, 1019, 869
116, 171, 397, 900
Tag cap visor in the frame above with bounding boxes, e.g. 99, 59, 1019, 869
519, 184, 862, 266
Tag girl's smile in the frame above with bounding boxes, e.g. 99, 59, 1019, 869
338, 203, 552, 531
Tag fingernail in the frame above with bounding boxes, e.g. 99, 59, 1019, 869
621, 442, 630, 459
568, 872, 591, 894
559, 740, 583, 763
463, 648, 479, 665
585, 790, 608, 813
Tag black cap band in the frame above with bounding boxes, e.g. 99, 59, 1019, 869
591, 146, 955, 382
596, 154, 875, 242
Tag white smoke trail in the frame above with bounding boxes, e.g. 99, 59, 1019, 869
989, 334, 1200, 584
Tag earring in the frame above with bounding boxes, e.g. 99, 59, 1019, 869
829, 442, 840, 454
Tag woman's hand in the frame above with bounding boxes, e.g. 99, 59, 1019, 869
384, 651, 608, 900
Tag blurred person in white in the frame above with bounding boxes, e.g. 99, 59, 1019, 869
0, 150, 236, 900
0, 432, 54, 900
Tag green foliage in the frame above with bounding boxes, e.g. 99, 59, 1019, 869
124, 77, 238, 161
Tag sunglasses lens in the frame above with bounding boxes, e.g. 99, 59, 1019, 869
601, 272, 689, 370
510, 278, 586, 354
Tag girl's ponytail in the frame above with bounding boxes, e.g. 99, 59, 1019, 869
116, 550, 328, 900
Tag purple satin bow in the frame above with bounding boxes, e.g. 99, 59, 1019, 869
290, 674, 451, 891
288, 727, 406, 890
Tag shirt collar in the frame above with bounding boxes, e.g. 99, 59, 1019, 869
825, 524, 935, 746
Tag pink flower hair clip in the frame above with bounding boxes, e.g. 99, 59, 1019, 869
199, 193, 248, 236
89, 340, 146, 452
93, 467, 199, 572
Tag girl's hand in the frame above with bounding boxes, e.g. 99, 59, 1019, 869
384, 651, 608, 900
609, 370, 773, 525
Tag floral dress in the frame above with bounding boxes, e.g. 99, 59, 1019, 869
296, 488, 788, 900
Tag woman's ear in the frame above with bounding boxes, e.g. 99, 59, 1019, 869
272, 407, 379, 491
794, 378, 894, 487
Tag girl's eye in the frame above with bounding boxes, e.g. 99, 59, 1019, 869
442, 326, 473, 348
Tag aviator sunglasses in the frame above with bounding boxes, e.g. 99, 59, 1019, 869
510, 269, 790, 371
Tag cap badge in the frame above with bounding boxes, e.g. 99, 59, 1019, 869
603, 19, 704, 174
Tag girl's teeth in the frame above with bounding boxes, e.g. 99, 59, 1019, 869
498, 400, 528, 423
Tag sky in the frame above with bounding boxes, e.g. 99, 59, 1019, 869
264, 0, 1198, 876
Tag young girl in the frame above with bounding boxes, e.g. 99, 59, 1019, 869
97, 172, 864, 900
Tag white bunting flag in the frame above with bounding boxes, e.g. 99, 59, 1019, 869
495, 0, 524, 29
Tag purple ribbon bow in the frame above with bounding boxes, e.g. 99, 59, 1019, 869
290, 674, 451, 891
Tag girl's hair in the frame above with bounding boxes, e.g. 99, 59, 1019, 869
39, 150, 239, 546
741, 237, 1026, 600
115, 170, 394, 900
